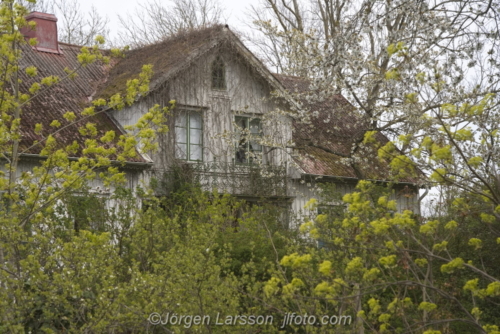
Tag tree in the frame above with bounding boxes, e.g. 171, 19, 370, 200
247, 0, 500, 333
0, 1, 170, 331
249, 0, 500, 157
247, 0, 309, 75
247, 0, 500, 215
116, 0, 226, 48
17, 0, 51, 12
0, 5, 296, 332
17, 0, 110, 46
5, 0, 500, 332
51, 0, 110, 47
261, 182, 500, 333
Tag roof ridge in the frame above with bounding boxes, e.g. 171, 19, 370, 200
129, 24, 226, 50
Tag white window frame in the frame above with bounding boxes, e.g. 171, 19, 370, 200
175, 110, 204, 162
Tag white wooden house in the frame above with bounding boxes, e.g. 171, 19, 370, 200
14, 13, 421, 224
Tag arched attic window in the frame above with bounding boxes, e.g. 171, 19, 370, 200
211, 56, 226, 90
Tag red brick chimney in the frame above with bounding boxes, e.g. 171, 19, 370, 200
20, 12, 62, 54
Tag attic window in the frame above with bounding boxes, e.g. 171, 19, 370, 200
211, 56, 226, 90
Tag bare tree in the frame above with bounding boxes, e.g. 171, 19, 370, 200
17, 0, 110, 47
53, 0, 109, 46
247, 0, 325, 75
247, 0, 336, 71
116, 0, 225, 48
17, 0, 53, 12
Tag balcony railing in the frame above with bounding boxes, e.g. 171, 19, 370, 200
149, 160, 288, 197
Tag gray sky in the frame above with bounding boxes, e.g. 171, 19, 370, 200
78, 0, 258, 37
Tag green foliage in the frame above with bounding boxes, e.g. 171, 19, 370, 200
0, 1, 203, 332
1, 174, 299, 333
1, 1, 499, 333
262, 181, 500, 333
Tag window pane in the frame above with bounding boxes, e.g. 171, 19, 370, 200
212, 56, 226, 89
190, 145, 202, 161
235, 116, 247, 130
235, 148, 247, 163
190, 128, 202, 145
67, 195, 107, 233
190, 113, 202, 129
234, 116, 263, 164
250, 119, 261, 134
175, 127, 187, 143
175, 113, 186, 127
176, 143, 187, 159
250, 141, 262, 152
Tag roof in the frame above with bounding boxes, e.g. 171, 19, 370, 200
19, 42, 149, 164
274, 74, 419, 184
97, 24, 291, 103
97, 25, 225, 100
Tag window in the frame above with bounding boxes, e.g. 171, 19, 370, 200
175, 111, 203, 161
211, 56, 226, 90
235, 116, 262, 163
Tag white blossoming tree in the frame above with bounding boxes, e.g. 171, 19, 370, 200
249, 0, 500, 333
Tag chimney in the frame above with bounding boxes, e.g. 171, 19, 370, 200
20, 12, 62, 54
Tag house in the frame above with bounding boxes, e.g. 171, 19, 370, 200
12, 12, 421, 224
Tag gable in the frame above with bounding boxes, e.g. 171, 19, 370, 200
108, 44, 293, 169
165, 48, 281, 112
97, 25, 291, 105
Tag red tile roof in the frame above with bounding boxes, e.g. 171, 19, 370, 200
19, 43, 149, 163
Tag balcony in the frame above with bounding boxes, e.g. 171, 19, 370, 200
149, 160, 289, 197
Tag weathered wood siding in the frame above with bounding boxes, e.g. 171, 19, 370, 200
110, 48, 293, 170
290, 178, 421, 227
290, 179, 357, 224
7, 159, 147, 221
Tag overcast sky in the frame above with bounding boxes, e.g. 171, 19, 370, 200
78, 0, 258, 38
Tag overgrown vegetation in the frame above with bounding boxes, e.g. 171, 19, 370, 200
2, 0, 500, 333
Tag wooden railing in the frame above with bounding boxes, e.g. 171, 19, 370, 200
149, 160, 288, 197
